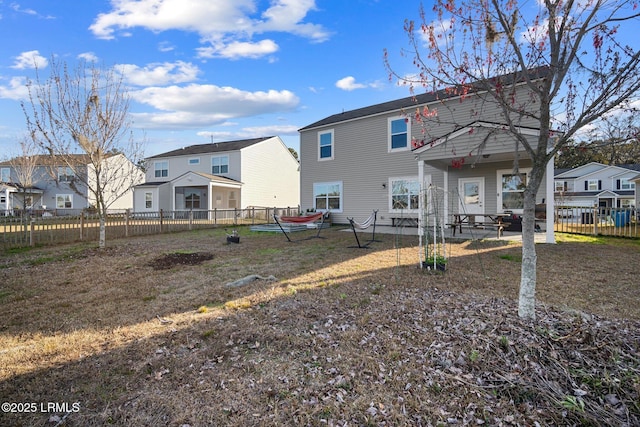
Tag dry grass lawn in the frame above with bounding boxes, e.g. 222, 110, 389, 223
0, 226, 639, 426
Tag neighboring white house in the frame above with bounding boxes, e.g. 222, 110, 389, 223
554, 162, 639, 209
634, 174, 640, 208
299, 68, 555, 242
0, 153, 142, 216
133, 136, 300, 214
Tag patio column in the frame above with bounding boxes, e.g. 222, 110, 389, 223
418, 159, 424, 230
545, 154, 556, 244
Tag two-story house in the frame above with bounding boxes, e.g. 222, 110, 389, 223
299, 69, 555, 242
554, 162, 639, 210
0, 153, 142, 216
133, 136, 299, 215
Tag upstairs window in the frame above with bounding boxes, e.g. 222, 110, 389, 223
154, 161, 168, 178
619, 178, 635, 190
318, 130, 334, 160
211, 156, 229, 174
555, 181, 567, 192
188, 157, 200, 165
58, 166, 74, 182
389, 117, 409, 151
1, 167, 9, 182
586, 179, 600, 191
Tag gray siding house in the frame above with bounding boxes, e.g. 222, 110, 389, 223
299, 69, 555, 242
133, 136, 299, 214
1, 154, 141, 216
554, 162, 639, 209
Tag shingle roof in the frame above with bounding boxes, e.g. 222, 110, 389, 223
148, 137, 272, 159
0, 154, 95, 166
299, 66, 551, 131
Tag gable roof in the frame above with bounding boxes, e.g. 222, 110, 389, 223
0, 154, 96, 166
555, 162, 640, 179
299, 66, 550, 131
148, 137, 273, 159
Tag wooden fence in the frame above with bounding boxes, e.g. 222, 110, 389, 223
0, 207, 299, 250
554, 206, 638, 238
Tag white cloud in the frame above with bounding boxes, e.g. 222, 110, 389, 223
116, 61, 200, 86
158, 41, 175, 52
129, 83, 299, 129
10, 3, 54, 19
0, 76, 29, 100
197, 39, 279, 59
78, 52, 99, 62
11, 50, 48, 69
335, 76, 367, 91
258, 0, 330, 42
89, 0, 330, 59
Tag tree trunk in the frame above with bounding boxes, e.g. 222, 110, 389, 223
97, 214, 105, 249
517, 162, 547, 320
518, 187, 537, 320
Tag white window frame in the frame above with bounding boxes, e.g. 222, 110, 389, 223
154, 161, 168, 178
555, 181, 567, 192
389, 176, 420, 213
188, 157, 200, 165
388, 116, 410, 152
497, 168, 530, 213
621, 199, 635, 208
211, 155, 229, 174
587, 179, 599, 191
318, 129, 334, 161
1, 167, 10, 182
620, 178, 635, 190
56, 194, 73, 209
145, 192, 153, 209
57, 166, 74, 182
313, 181, 342, 213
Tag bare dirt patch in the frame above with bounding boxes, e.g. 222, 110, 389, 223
147, 252, 214, 270
0, 227, 638, 426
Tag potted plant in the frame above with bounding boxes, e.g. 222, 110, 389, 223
422, 255, 447, 271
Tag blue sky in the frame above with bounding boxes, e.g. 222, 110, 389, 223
0, 0, 420, 158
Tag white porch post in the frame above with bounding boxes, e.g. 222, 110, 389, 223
6, 187, 12, 214
545, 156, 556, 244
418, 159, 424, 229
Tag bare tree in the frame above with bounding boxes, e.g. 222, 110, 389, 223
9, 137, 44, 218
386, 1, 640, 320
22, 58, 144, 248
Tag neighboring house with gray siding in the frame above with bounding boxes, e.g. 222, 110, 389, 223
133, 136, 299, 214
0, 153, 142, 216
554, 162, 639, 210
299, 68, 554, 240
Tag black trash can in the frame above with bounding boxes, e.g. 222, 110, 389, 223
504, 214, 522, 232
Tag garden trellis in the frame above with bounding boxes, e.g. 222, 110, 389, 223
419, 184, 450, 271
